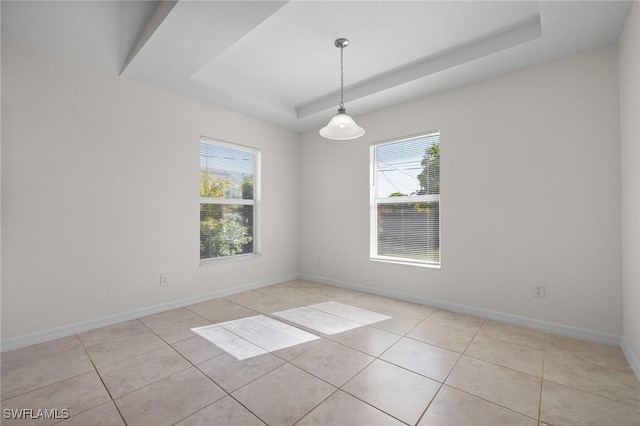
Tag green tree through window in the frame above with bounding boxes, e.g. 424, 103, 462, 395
417, 144, 440, 195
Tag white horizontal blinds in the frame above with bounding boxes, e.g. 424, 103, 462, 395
374, 133, 440, 265
200, 141, 254, 199
200, 139, 255, 260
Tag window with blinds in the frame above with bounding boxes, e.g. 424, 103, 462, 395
370, 132, 440, 267
200, 138, 259, 263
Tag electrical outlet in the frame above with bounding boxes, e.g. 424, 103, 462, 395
160, 273, 169, 287
534, 284, 545, 298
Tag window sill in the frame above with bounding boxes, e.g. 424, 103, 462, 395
200, 253, 261, 266
370, 257, 441, 269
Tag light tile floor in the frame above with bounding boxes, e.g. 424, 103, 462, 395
2, 280, 639, 426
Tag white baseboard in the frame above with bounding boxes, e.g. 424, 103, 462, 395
0, 274, 298, 352
299, 273, 623, 347
621, 337, 640, 381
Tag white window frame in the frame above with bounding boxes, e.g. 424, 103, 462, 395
370, 132, 441, 268
199, 137, 261, 265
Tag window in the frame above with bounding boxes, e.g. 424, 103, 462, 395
200, 138, 259, 262
370, 132, 440, 267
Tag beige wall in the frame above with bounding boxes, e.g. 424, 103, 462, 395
1, 42, 300, 342
1, 31, 631, 351
300, 45, 622, 339
620, 1, 640, 371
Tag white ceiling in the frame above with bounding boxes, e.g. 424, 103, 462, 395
1, 1, 633, 132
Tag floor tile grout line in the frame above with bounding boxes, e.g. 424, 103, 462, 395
329, 315, 451, 426
475, 324, 547, 351
83, 319, 174, 370
226, 393, 270, 426
332, 386, 412, 426
220, 360, 335, 425
542, 338, 640, 409
262, 312, 331, 342
196, 354, 284, 397
112, 365, 223, 408
459, 352, 544, 379
76, 335, 129, 426
224, 291, 305, 314
77, 319, 151, 348
459, 316, 483, 354
544, 347, 637, 373
259, 304, 406, 361
324, 326, 401, 358
205, 328, 393, 424
183, 298, 243, 316
88, 342, 173, 370
538, 332, 547, 422
474, 329, 547, 351
440, 321, 640, 422
168, 392, 229, 426
421, 317, 540, 421
289, 333, 382, 363
451, 319, 545, 422
187, 303, 260, 326
194, 314, 323, 361
400, 331, 466, 354
439, 383, 541, 423
139, 319, 217, 346
0, 367, 96, 403
165, 325, 229, 366
416, 318, 487, 424
252, 284, 320, 302
187, 357, 235, 398
176, 300, 330, 365
376, 339, 464, 392
203, 356, 341, 426
92, 335, 202, 402
275, 302, 395, 328
0, 338, 101, 402
138, 310, 206, 330
541, 377, 640, 410
414, 381, 446, 426
456, 322, 554, 384
405, 317, 481, 351
290, 347, 377, 390
290, 388, 341, 426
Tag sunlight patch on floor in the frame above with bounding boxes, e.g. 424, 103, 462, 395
192, 315, 319, 360
273, 302, 392, 335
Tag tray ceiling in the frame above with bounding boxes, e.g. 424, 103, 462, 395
1, 1, 632, 132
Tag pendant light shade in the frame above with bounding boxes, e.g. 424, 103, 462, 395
319, 38, 365, 140
319, 108, 365, 140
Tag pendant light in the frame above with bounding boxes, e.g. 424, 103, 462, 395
319, 38, 365, 140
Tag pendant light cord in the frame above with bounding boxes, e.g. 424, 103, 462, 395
339, 44, 344, 110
